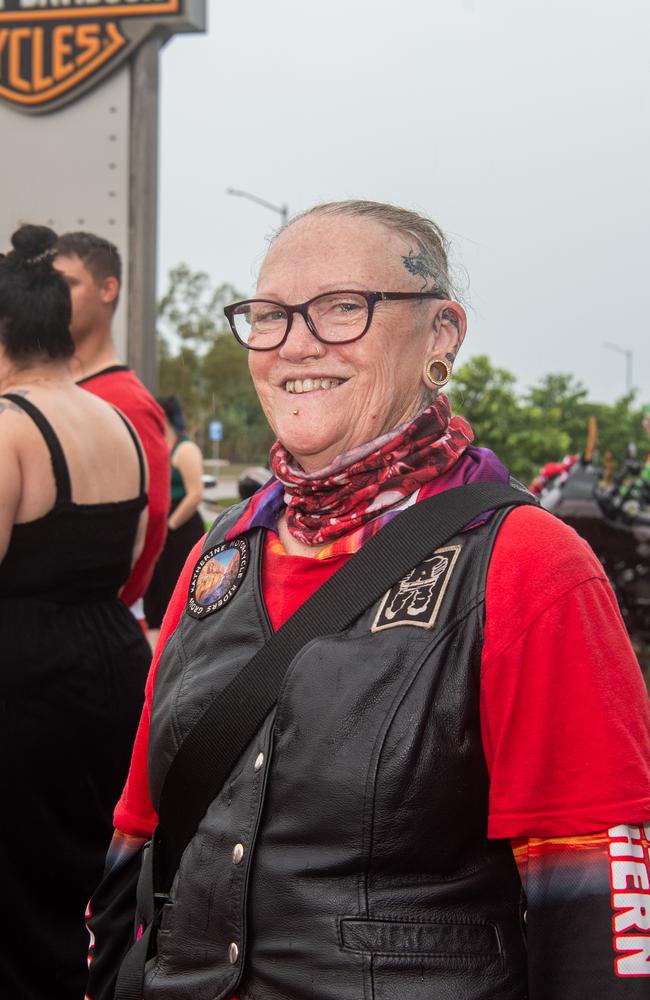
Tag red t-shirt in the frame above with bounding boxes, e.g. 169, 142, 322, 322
80, 366, 170, 608
114, 505, 650, 840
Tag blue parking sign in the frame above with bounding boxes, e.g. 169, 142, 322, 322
209, 420, 223, 442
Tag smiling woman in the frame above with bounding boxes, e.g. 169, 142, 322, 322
88, 201, 650, 1000
245, 207, 465, 492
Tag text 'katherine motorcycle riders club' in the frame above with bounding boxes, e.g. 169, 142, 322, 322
0, 0, 179, 110
609, 825, 650, 975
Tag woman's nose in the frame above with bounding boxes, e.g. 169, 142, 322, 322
278, 311, 323, 361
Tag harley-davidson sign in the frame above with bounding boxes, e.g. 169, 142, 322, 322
0, 0, 184, 111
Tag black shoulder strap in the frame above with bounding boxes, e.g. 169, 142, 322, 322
156, 482, 536, 892
116, 482, 537, 1000
1, 393, 72, 503
112, 408, 147, 496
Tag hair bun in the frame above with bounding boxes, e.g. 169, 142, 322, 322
10, 224, 58, 264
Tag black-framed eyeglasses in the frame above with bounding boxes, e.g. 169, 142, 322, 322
223, 290, 447, 351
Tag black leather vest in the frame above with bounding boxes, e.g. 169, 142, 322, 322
141, 501, 528, 1000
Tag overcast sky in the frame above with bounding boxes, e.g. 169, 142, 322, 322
156, 0, 650, 406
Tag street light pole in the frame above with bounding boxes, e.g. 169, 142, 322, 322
226, 187, 288, 226
602, 341, 634, 395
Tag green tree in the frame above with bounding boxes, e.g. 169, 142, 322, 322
202, 335, 275, 463
588, 396, 646, 466
157, 266, 273, 463
449, 356, 645, 483
514, 373, 590, 479
158, 264, 233, 350
448, 355, 533, 478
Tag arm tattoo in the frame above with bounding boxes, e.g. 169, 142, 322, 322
0, 389, 29, 415
402, 249, 444, 292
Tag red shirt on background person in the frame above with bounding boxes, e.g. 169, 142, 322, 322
54, 233, 169, 613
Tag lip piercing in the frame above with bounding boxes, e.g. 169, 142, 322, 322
292, 409, 299, 416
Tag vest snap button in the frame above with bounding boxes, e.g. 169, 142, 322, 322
228, 942, 239, 964
232, 842, 245, 864
254, 752, 264, 771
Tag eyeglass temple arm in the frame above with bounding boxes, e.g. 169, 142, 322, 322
376, 291, 447, 301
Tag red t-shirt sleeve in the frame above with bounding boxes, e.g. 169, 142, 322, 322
82, 370, 170, 606
481, 505, 650, 838
113, 535, 206, 836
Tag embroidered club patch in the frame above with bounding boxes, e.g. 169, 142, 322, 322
186, 538, 249, 619
371, 544, 462, 632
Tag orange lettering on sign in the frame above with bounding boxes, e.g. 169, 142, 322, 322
105, 21, 124, 46
9, 27, 30, 93
52, 23, 74, 81
0, 19, 128, 108
75, 23, 101, 68
32, 27, 53, 91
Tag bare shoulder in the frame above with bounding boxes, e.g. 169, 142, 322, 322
0, 392, 30, 421
0, 404, 23, 452
0, 392, 39, 445
67, 385, 146, 448
70, 382, 124, 420
173, 438, 202, 463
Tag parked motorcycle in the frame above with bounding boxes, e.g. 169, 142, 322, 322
238, 466, 271, 500
537, 431, 650, 678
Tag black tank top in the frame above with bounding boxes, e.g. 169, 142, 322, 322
0, 393, 147, 603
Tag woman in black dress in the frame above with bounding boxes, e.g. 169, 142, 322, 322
0, 225, 151, 1000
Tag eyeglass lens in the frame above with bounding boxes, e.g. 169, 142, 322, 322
231, 291, 370, 348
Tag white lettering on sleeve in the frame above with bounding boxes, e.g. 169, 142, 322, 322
611, 861, 650, 891
608, 825, 644, 859
609, 825, 650, 977
613, 893, 650, 932
615, 937, 650, 976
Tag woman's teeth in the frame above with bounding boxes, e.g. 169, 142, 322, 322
285, 378, 343, 394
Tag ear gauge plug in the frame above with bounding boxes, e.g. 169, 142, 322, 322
425, 359, 451, 388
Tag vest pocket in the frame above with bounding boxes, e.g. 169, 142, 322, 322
340, 916, 502, 962
340, 917, 511, 1000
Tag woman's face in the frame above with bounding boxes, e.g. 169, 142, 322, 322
249, 214, 465, 473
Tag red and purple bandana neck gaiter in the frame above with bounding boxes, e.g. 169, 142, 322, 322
269, 394, 474, 546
